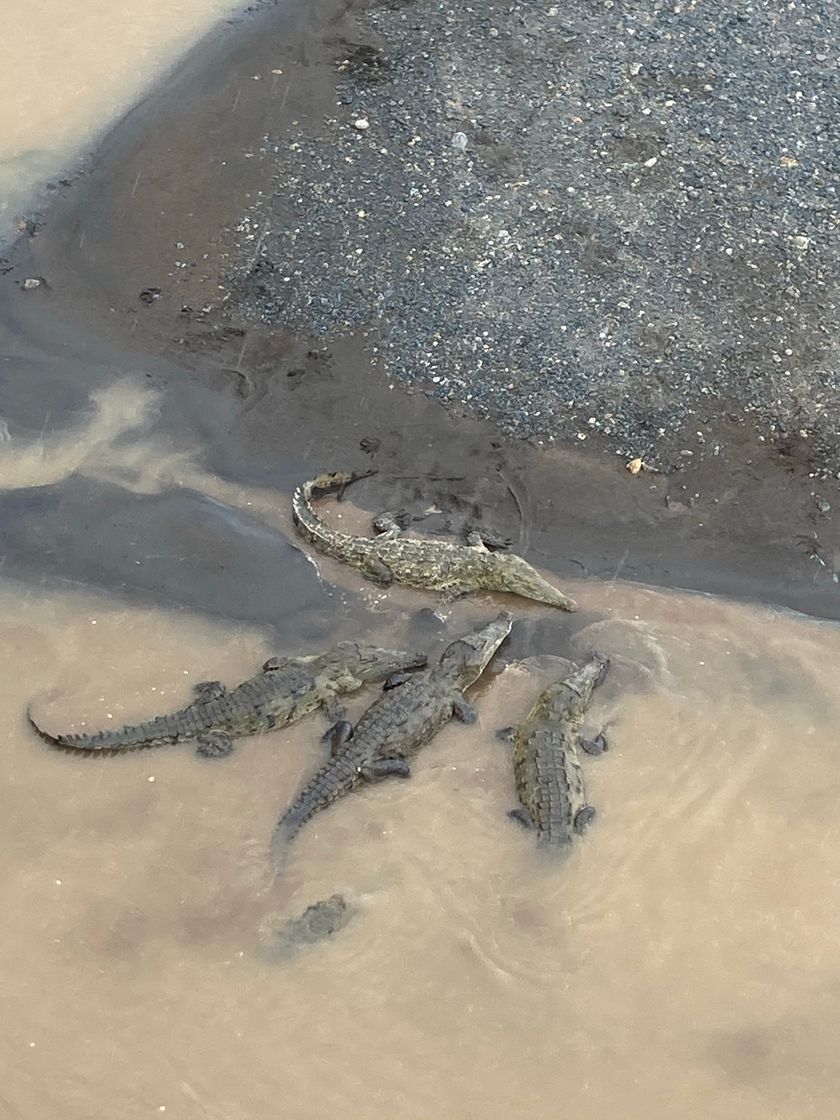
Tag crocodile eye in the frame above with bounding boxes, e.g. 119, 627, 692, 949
263, 657, 282, 672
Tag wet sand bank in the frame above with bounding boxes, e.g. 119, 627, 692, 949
2, 0, 839, 626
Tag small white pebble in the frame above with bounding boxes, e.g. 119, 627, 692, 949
29, 1042, 35, 1048
271, 68, 283, 75
148, 776, 156, 783
55, 879, 62, 886
353, 118, 370, 131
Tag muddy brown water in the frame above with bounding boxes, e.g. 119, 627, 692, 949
2, 396, 840, 1116
3, 1, 840, 1116
0, 0, 241, 233
4, 570, 840, 1118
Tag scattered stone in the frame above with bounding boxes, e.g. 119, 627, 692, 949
626, 457, 644, 475
22, 278, 41, 290
139, 287, 162, 304
229, 0, 840, 474
816, 497, 831, 514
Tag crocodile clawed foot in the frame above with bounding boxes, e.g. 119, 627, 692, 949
262, 656, 289, 673
496, 726, 515, 743
322, 694, 345, 724
580, 732, 608, 756
360, 758, 411, 781
193, 680, 226, 700
573, 805, 597, 833
508, 808, 533, 829
322, 720, 354, 756
383, 671, 413, 691
196, 731, 234, 759
373, 509, 411, 534
463, 523, 512, 551
452, 695, 477, 723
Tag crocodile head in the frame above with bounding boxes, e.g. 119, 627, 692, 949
327, 641, 428, 684
534, 653, 610, 719
491, 553, 577, 611
435, 611, 513, 688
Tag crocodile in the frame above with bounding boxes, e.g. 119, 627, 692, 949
258, 894, 357, 963
500, 654, 609, 849
271, 611, 513, 864
27, 642, 428, 759
292, 471, 576, 610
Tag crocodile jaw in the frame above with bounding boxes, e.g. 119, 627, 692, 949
338, 643, 429, 682
491, 554, 577, 611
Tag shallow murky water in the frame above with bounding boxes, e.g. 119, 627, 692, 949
0, 0, 240, 229
3, 380, 840, 1117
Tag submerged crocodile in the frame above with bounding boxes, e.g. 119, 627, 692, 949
271, 611, 513, 864
258, 894, 357, 963
500, 654, 609, 848
28, 642, 427, 758
292, 472, 576, 610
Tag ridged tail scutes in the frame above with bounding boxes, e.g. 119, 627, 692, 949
26, 706, 179, 753
291, 470, 377, 536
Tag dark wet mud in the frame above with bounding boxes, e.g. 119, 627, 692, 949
1, 0, 839, 635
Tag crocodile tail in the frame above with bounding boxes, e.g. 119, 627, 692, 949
269, 755, 359, 871
26, 706, 182, 753
291, 470, 377, 545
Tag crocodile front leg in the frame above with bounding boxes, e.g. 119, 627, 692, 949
322, 720, 354, 756
382, 671, 414, 690
372, 510, 410, 535
508, 808, 533, 828
452, 694, 477, 723
322, 691, 345, 724
196, 731, 234, 759
193, 680, 226, 700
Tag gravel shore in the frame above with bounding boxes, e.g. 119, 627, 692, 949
233, 0, 838, 469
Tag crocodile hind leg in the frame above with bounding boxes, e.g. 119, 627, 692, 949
359, 758, 411, 781
196, 731, 234, 759
360, 556, 394, 586
574, 805, 597, 833
193, 680, 226, 700
508, 808, 533, 828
